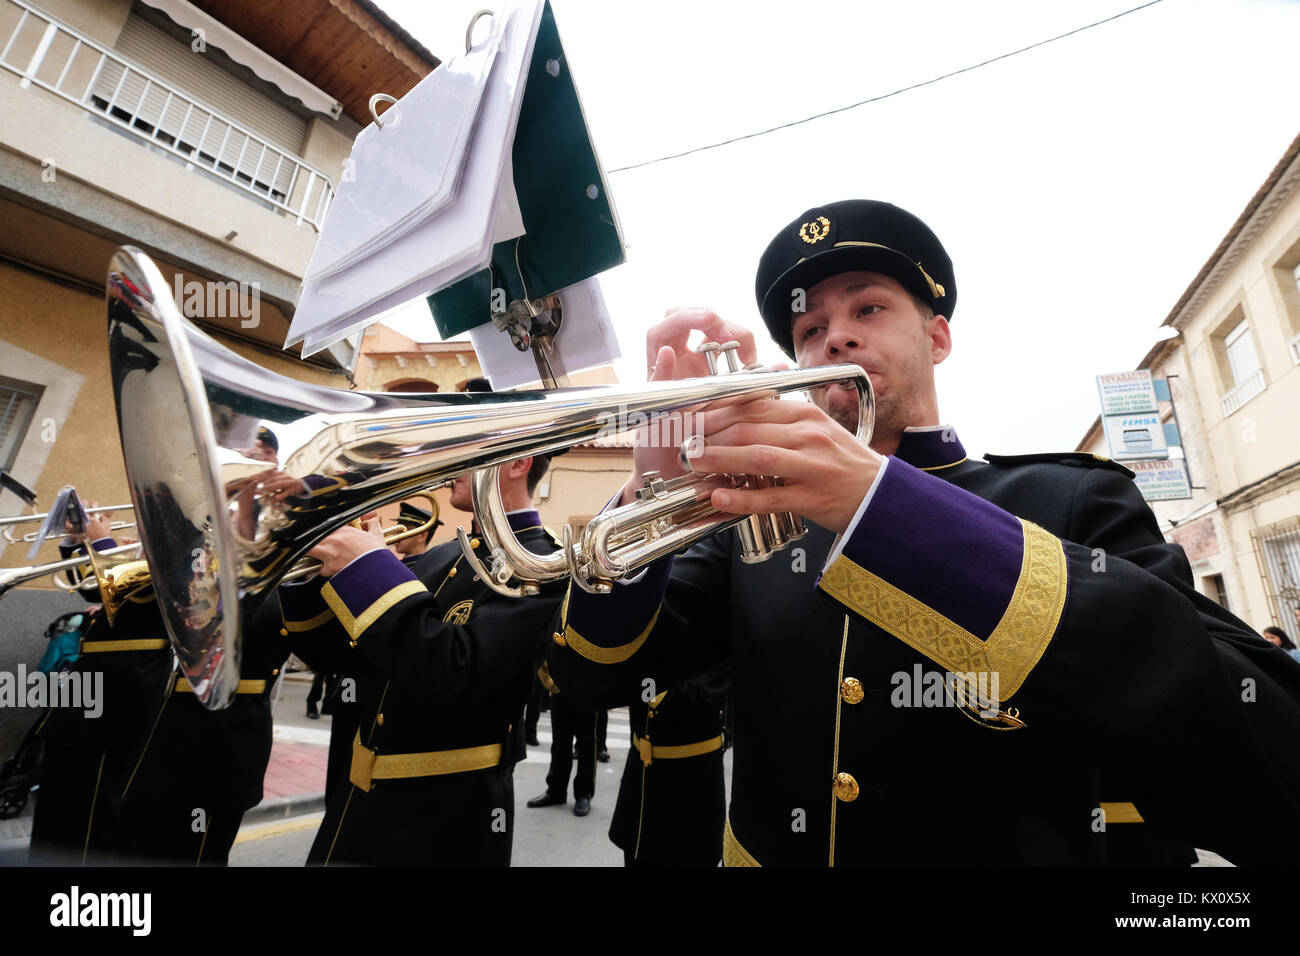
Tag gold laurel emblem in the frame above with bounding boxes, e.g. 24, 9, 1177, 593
443, 599, 473, 624
799, 216, 831, 245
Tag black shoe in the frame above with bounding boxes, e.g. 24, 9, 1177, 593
526, 792, 565, 808
526, 733, 540, 746
597, 748, 610, 763
573, 797, 591, 817
306, 708, 319, 720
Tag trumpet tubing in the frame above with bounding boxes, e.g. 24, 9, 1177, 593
0, 505, 134, 544
0, 542, 142, 605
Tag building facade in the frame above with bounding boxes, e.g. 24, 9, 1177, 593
1079, 131, 1300, 636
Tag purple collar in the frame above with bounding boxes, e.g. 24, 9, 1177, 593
893, 426, 968, 471
471, 510, 542, 536
507, 509, 542, 533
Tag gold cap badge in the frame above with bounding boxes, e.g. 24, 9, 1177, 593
799, 216, 830, 245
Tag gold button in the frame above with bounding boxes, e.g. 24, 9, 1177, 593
833, 772, 859, 802
376, 713, 384, 726
278, 627, 288, 637
271, 668, 279, 676
840, 677, 864, 704
470, 538, 481, 549
448, 567, 458, 578
552, 631, 567, 647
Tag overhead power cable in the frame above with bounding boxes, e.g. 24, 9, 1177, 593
606, 0, 1163, 174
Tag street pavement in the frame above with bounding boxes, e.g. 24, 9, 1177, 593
229, 675, 677, 866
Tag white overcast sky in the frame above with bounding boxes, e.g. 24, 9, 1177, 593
369, 0, 1300, 457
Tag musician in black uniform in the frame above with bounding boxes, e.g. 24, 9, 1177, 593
278, 452, 564, 866
310, 499, 441, 796
28, 510, 172, 865
112, 592, 287, 865
549, 199, 1300, 865
610, 662, 730, 866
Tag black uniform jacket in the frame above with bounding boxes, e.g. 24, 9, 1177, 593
550, 427, 1300, 866
28, 584, 172, 862
609, 663, 730, 865
119, 592, 288, 815
278, 511, 564, 866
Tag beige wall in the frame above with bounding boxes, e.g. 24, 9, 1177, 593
299, 116, 350, 197
0, 262, 348, 579
537, 447, 634, 537
15, 0, 131, 46
1181, 187, 1300, 495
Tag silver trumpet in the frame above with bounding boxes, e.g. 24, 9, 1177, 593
0, 505, 136, 544
0, 542, 142, 604
108, 246, 872, 709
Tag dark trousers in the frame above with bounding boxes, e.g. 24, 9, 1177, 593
525, 677, 546, 738
115, 801, 245, 865
545, 694, 596, 801
28, 746, 124, 865
597, 709, 607, 751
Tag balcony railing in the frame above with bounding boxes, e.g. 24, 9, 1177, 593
0, 0, 333, 229
1220, 367, 1266, 417
1289, 332, 1300, 366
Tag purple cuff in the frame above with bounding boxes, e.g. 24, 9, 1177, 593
827, 456, 1023, 639
321, 549, 425, 642
565, 556, 673, 651
57, 537, 117, 561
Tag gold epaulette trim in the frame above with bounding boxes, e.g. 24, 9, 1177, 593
79, 638, 167, 654
723, 817, 760, 867
174, 678, 266, 695
1100, 801, 1145, 824
349, 731, 502, 792
818, 519, 1067, 699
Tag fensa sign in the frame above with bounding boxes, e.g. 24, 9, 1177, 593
1102, 412, 1169, 461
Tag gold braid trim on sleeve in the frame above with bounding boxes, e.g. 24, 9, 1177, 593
561, 607, 661, 664
322, 579, 427, 643
817, 520, 1067, 699
283, 607, 336, 632
723, 818, 760, 867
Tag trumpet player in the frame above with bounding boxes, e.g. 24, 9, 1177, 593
273, 442, 565, 866
549, 198, 1300, 865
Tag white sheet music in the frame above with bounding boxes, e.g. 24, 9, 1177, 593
302, 21, 501, 283
288, 0, 543, 355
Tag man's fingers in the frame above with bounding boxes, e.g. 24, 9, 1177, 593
710, 484, 794, 516
648, 345, 676, 381
696, 396, 821, 437
688, 442, 808, 481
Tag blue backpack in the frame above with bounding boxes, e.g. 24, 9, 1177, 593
37, 610, 88, 673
